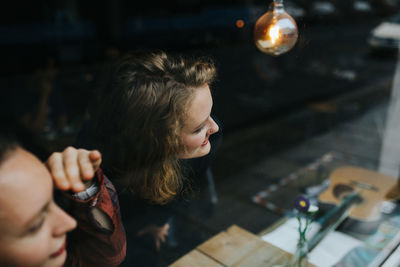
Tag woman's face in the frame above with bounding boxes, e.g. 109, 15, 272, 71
178, 84, 219, 159
0, 148, 77, 267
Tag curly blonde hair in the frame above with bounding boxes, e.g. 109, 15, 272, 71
91, 50, 216, 204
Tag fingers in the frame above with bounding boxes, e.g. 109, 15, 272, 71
78, 149, 102, 181
46, 152, 69, 190
164, 224, 170, 231
136, 224, 169, 251
157, 224, 169, 251
160, 224, 169, 243
159, 233, 166, 243
155, 239, 161, 252
46, 147, 102, 193
78, 149, 95, 181
63, 147, 85, 192
89, 150, 102, 172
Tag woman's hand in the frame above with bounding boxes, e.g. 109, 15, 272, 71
137, 223, 170, 251
46, 147, 102, 193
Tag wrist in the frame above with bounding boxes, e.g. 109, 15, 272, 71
72, 179, 99, 200
84, 179, 95, 189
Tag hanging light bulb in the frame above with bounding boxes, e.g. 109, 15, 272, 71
254, 0, 298, 56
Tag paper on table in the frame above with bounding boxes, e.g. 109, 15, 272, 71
382, 245, 400, 267
261, 218, 320, 253
261, 218, 363, 267
308, 231, 363, 267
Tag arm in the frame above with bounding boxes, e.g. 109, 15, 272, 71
64, 170, 126, 267
47, 147, 126, 267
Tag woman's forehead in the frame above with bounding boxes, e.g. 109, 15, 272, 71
0, 149, 52, 231
184, 85, 212, 127
0, 148, 50, 184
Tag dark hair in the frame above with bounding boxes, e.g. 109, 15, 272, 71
91, 50, 216, 204
0, 134, 18, 167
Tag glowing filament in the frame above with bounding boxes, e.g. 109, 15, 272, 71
253, 0, 298, 55
268, 24, 280, 44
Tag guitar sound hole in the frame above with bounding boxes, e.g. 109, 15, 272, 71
333, 184, 354, 199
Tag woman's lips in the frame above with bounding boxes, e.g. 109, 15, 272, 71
50, 240, 66, 258
201, 139, 209, 146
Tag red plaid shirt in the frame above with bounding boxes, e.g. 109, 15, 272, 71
64, 169, 126, 267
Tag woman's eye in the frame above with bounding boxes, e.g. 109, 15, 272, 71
29, 219, 45, 234
193, 126, 204, 134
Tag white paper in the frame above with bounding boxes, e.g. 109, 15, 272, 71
261, 218, 363, 267
382, 245, 400, 267
308, 231, 363, 267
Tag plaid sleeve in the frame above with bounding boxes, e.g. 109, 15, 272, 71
64, 169, 127, 267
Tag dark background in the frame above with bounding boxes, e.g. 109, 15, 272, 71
1, 1, 398, 123
1, 0, 399, 142
0, 0, 399, 192
0, 0, 397, 168
1, 1, 400, 265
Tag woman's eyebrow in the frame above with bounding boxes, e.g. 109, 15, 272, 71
196, 119, 207, 129
23, 200, 51, 230
195, 114, 210, 130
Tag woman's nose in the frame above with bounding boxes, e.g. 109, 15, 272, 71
208, 117, 219, 135
52, 203, 77, 237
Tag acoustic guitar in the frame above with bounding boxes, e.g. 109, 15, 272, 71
304, 166, 399, 253
318, 166, 398, 222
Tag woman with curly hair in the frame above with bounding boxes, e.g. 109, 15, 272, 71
78, 50, 221, 265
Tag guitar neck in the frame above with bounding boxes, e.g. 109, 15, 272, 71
308, 191, 361, 252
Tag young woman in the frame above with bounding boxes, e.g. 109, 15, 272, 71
78, 50, 221, 264
0, 135, 126, 267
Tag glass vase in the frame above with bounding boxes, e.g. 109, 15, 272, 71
291, 241, 308, 267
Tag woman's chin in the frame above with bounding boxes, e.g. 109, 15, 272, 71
194, 142, 211, 158
179, 143, 211, 159
48, 249, 67, 267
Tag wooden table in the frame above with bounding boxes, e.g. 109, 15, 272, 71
171, 165, 400, 266
170, 225, 315, 267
